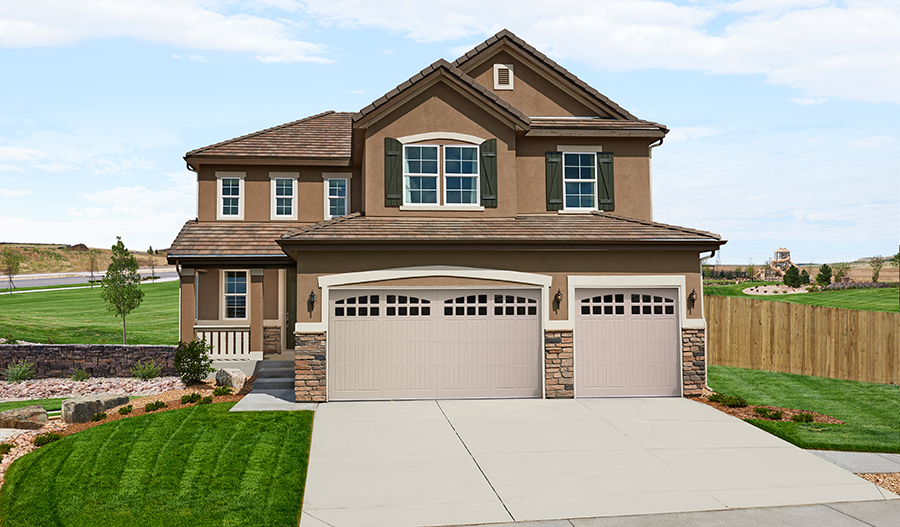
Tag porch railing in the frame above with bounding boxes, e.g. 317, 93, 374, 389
194, 326, 263, 361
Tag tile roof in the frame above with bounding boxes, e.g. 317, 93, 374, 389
280, 213, 723, 245
453, 30, 638, 121
529, 117, 668, 133
184, 111, 353, 160
167, 221, 305, 258
353, 59, 531, 128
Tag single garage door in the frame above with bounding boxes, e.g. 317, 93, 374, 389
329, 289, 542, 401
575, 289, 681, 397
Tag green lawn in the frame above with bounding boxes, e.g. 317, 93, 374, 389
0, 403, 314, 527
709, 365, 900, 453
0, 398, 70, 414
0, 280, 178, 345
704, 281, 899, 313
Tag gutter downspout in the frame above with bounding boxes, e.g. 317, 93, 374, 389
699, 249, 716, 393
648, 137, 664, 221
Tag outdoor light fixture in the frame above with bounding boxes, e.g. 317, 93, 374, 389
688, 288, 697, 313
554, 289, 563, 304
308, 291, 317, 305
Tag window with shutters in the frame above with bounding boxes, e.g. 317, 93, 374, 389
493, 63, 514, 90
563, 152, 597, 210
402, 144, 480, 207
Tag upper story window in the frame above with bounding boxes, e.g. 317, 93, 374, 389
403, 144, 480, 207
324, 173, 351, 219
270, 172, 298, 220
216, 172, 245, 220
563, 152, 597, 210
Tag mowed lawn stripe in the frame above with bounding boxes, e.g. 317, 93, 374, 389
0, 403, 313, 527
0, 280, 178, 345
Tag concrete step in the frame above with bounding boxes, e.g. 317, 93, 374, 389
256, 367, 294, 378
252, 378, 294, 390
258, 360, 293, 370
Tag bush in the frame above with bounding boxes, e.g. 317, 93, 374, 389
181, 393, 202, 404
212, 386, 232, 396
0, 443, 12, 460
2, 359, 36, 383
799, 269, 810, 285
71, 368, 89, 382
91, 412, 107, 422
198, 396, 213, 405
754, 407, 783, 420
816, 263, 832, 286
708, 393, 748, 407
791, 413, 815, 423
144, 400, 166, 412
783, 266, 801, 287
130, 360, 161, 380
33, 432, 63, 447
118, 405, 133, 415
174, 339, 215, 385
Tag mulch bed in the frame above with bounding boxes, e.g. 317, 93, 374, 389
858, 473, 900, 495
688, 389, 845, 425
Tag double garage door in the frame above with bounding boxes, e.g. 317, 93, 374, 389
328, 287, 682, 400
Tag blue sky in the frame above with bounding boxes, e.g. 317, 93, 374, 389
1, 0, 897, 265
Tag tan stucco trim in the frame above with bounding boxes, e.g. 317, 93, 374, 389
397, 132, 485, 145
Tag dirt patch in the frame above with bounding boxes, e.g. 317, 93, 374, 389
742, 284, 809, 296
858, 473, 900, 495
689, 389, 844, 425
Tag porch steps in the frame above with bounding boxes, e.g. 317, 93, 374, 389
250, 360, 294, 394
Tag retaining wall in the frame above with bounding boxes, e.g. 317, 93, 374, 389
0, 344, 177, 379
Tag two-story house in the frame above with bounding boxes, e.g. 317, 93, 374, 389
168, 30, 725, 403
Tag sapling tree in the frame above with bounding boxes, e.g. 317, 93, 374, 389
147, 251, 158, 283
87, 249, 100, 289
869, 255, 885, 283
832, 262, 850, 283
0, 246, 25, 294
100, 237, 144, 344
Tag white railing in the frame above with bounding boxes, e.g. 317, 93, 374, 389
194, 326, 263, 361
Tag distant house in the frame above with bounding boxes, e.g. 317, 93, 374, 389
167, 30, 725, 403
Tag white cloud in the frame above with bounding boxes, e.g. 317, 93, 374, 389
845, 135, 896, 150
0, 0, 329, 63
0, 188, 32, 198
172, 53, 209, 62
0, 146, 49, 162
791, 97, 827, 105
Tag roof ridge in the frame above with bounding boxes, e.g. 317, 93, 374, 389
452, 29, 639, 122
591, 211, 720, 240
186, 110, 341, 157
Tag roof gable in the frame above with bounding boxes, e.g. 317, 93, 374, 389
453, 30, 637, 121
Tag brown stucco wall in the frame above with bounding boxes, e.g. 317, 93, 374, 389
197, 270, 219, 321
263, 268, 279, 320
294, 248, 704, 324
464, 49, 600, 117
363, 81, 519, 218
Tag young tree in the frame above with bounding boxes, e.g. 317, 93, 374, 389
783, 265, 801, 287
799, 269, 810, 285
101, 237, 144, 344
832, 262, 850, 283
815, 263, 832, 286
87, 249, 100, 289
146, 252, 158, 283
869, 255, 885, 283
747, 261, 756, 281
0, 246, 25, 294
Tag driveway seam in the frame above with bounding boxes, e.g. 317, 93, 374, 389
435, 401, 515, 523
824, 504, 879, 527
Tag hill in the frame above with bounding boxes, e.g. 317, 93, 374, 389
0, 243, 166, 275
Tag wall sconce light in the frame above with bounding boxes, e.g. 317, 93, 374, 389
308, 291, 317, 305
554, 289, 563, 304
688, 288, 697, 313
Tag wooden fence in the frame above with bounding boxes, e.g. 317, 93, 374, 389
705, 295, 899, 385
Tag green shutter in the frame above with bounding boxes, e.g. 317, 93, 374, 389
597, 152, 614, 211
545, 151, 563, 211
480, 138, 497, 208
384, 137, 402, 207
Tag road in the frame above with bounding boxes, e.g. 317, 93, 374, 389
6, 268, 178, 289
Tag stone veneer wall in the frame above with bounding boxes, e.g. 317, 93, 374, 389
682, 328, 706, 396
544, 330, 574, 398
295, 332, 326, 402
263, 326, 281, 353
0, 344, 176, 379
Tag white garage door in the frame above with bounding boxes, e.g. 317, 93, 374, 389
329, 289, 542, 401
575, 289, 681, 397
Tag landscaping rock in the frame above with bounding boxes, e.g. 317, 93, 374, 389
0, 406, 48, 430
61, 394, 129, 424
215, 369, 247, 391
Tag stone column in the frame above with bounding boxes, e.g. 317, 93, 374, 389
295, 332, 326, 402
545, 329, 574, 398
682, 327, 706, 396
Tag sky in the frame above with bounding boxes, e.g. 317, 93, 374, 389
0, 0, 898, 265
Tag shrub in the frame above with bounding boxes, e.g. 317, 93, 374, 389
799, 269, 810, 285
118, 405, 133, 415
174, 339, 215, 385
2, 359, 35, 383
33, 432, 63, 447
144, 400, 166, 412
1, 333, 14, 344
71, 368, 89, 382
783, 266, 801, 287
791, 413, 815, 423
91, 412, 107, 422
816, 263, 832, 286
130, 360, 161, 380
213, 386, 232, 396
0, 443, 12, 460
198, 396, 213, 405
754, 407, 783, 420
181, 393, 202, 404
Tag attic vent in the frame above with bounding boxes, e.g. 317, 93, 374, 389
493, 63, 514, 90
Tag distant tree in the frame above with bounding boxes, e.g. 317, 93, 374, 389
869, 256, 885, 283
87, 249, 100, 289
146, 252, 158, 283
799, 269, 810, 285
747, 261, 756, 281
815, 263, 832, 286
783, 265, 801, 287
0, 246, 25, 293
148, 245, 154, 255
891, 252, 899, 267
100, 237, 144, 344
832, 262, 850, 283
734, 266, 744, 278
725, 270, 734, 279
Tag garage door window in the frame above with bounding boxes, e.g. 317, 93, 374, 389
444, 294, 488, 316
335, 295, 380, 317
386, 294, 430, 316
581, 293, 625, 315
630, 294, 675, 315
495, 295, 537, 316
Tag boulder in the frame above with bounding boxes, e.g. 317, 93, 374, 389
61, 394, 129, 424
0, 405, 48, 430
215, 368, 247, 391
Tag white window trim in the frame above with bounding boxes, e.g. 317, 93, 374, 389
401, 144, 483, 208
216, 172, 245, 221
557, 145, 602, 153
562, 151, 598, 212
323, 172, 352, 220
443, 144, 481, 208
493, 63, 514, 90
221, 269, 249, 321
402, 143, 440, 206
398, 132, 484, 145
270, 172, 298, 221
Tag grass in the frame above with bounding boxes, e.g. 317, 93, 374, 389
0, 398, 70, 414
0, 403, 314, 527
0, 280, 178, 345
704, 281, 899, 313
709, 365, 900, 453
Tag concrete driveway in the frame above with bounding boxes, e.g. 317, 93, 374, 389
299, 399, 896, 527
